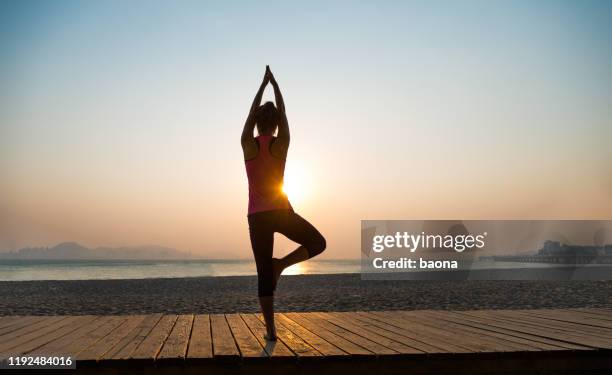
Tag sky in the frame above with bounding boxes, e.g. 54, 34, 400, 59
1, 0, 611, 258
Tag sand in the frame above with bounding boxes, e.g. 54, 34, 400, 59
1, 273, 611, 315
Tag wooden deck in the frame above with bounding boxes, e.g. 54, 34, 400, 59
1, 308, 612, 374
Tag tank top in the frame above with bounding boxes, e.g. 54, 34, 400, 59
245, 135, 292, 215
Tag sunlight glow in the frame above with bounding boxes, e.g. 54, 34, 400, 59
283, 262, 307, 275
282, 165, 309, 205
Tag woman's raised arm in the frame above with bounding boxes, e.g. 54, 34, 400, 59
268, 68, 290, 150
241, 68, 270, 149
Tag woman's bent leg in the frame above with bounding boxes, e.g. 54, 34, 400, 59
279, 246, 310, 270
276, 210, 326, 274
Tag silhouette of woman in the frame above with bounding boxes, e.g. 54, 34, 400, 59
241, 66, 326, 340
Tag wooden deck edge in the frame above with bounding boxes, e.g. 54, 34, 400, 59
73, 349, 612, 374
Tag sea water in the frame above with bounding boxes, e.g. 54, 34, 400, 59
0, 259, 361, 281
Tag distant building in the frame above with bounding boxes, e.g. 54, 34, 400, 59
488, 240, 612, 264
539, 240, 603, 256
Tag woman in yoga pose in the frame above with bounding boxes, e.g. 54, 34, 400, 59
241, 66, 326, 340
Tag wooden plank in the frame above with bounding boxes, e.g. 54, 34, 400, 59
501, 310, 612, 336
397, 311, 543, 352
459, 311, 612, 349
186, 314, 212, 359
78, 315, 147, 361
562, 308, 612, 317
27, 316, 108, 355
398, 310, 525, 352
240, 313, 294, 358
157, 314, 194, 360
471, 310, 612, 345
320, 312, 423, 354
303, 312, 398, 355
254, 313, 320, 357
350, 311, 471, 353
572, 308, 612, 320
295, 312, 396, 355
0, 316, 72, 353
276, 313, 346, 357
226, 314, 266, 358
0, 316, 28, 330
528, 310, 612, 330
425, 310, 568, 351
284, 312, 373, 356
365, 311, 477, 353
6, 316, 94, 355
445, 311, 590, 350
0, 316, 57, 338
57, 316, 127, 358
432, 310, 569, 351
0, 316, 18, 327
598, 309, 612, 317
496, 309, 612, 333
0, 316, 51, 343
129, 315, 178, 360
531, 308, 612, 326
565, 309, 612, 322
102, 314, 162, 360
210, 314, 240, 358
593, 308, 612, 313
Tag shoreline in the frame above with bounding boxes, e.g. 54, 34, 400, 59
1, 273, 611, 315
3, 265, 611, 282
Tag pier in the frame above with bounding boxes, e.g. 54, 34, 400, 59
1, 308, 612, 374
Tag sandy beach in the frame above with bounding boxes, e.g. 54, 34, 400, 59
1, 273, 611, 315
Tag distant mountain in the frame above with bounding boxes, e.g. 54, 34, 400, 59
0, 242, 195, 260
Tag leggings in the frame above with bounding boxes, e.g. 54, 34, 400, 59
248, 209, 326, 297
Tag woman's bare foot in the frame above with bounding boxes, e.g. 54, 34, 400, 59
272, 258, 284, 291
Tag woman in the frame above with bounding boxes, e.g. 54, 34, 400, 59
241, 66, 326, 340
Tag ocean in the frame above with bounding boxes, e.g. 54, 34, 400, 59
2, 259, 609, 281
0, 259, 361, 281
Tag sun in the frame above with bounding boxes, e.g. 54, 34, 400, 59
283, 262, 305, 275
282, 164, 308, 205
